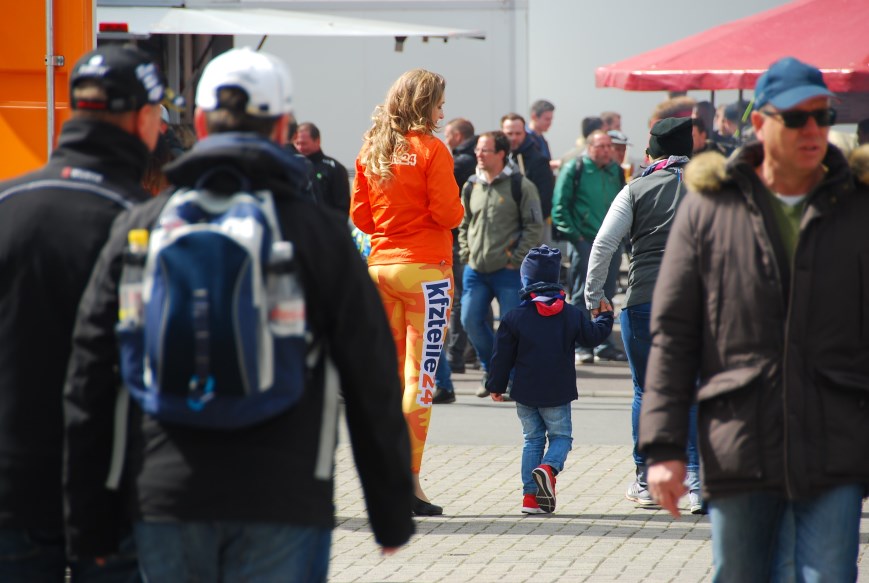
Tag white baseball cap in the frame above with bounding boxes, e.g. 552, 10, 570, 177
195, 47, 293, 117
607, 130, 631, 146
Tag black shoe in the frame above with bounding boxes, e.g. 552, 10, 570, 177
413, 497, 443, 516
447, 359, 465, 374
432, 387, 456, 404
595, 347, 628, 362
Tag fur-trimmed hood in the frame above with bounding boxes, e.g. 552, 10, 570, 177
685, 141, 869, 194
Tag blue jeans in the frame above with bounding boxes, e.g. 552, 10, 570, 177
435, 346, 453, 391
708, 484, 863, 583
621, 303, 700, 490
0, 528, 139, 582
134, 521, 331, 583
461, 266, 522, 372
568, 239, 622, 353
516, 403, 573, 495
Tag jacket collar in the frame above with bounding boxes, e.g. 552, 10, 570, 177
164, 132, 309, 197
453, 136, 477, 157
49, 118, 151, 188
475, 162, 515, 186
727, 142, 852, 213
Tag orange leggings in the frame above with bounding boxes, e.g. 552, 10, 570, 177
368, 263, 452, 474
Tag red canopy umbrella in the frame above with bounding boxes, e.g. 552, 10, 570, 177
595, 0, 869, 94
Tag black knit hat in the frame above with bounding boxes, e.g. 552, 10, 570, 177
647, 117, 693, 159
520, 245, 562, 288
70, 44, 165, 112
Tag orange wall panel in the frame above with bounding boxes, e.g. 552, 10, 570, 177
0, 1, 93, 180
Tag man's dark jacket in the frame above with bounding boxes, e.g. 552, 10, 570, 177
0, 119, 150, 532
63, 133, 414, 558
307, 149, 350, 215
452, 136, 477, 188
639, 143, 869, 500
511, 136, 555, 219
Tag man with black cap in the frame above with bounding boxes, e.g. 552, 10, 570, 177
584, 117, 703, 514
0, 43, 163, 580
640, 57, 869, 580
64, 47, 413, 580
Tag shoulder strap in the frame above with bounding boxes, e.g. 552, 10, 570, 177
461, 178, 474, 205
511, 173, 524, 231
572, 157, 584, 195
510, 172, 523, 208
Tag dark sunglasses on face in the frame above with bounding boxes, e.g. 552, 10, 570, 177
762, 108, 837, 129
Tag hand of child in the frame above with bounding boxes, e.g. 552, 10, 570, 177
491, 393, 504, 402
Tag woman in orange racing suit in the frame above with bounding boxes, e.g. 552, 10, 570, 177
351, 69, 464, 516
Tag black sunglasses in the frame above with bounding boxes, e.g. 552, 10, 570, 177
762, 108, 837, 129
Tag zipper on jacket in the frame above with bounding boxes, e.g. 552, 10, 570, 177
745, 190, 794, 497
780, 195, 825, 499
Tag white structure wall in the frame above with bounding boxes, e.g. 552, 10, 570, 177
233, 0, 792, 170
237, 1, 528, 170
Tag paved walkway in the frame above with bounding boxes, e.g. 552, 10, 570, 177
329, 367, 869, 582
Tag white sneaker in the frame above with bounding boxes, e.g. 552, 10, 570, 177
688, 491, 706, 515
625, 481, 658, 507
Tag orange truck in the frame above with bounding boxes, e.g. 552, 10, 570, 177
0, 1, 93, 180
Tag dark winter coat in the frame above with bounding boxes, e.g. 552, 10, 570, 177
0, 119, 150, 531
452, 136, 478, 189
307, 149, 350, 215
640, 143, 869, 500
511, 136, 555, 220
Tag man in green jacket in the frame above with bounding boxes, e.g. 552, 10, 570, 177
552, 130, 626, 364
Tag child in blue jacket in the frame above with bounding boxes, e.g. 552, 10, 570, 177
487, 245, 613, 514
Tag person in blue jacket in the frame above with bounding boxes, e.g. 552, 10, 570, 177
486, 245, 613, 515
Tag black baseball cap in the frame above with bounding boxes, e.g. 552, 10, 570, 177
70, 44, 165, 112
647, 117, 693, 159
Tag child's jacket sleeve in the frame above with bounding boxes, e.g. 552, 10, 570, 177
575, 311, 614, 349
486, 317, 518, 394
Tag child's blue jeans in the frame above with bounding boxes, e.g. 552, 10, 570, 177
516, 403, 573, 495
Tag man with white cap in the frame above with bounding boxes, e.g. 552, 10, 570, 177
640, 56, 869, 580
64, 47, 413, 581
607, 129, 631, 167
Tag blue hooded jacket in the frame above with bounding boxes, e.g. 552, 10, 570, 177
486, 246, 613, 407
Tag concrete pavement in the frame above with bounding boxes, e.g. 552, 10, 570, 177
330, 366, 869, 582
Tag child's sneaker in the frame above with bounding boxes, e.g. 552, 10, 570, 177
521, 494, 545, 514
531, 465, 556, 513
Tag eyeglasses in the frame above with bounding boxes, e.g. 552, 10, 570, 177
474, 148, 495, 155
761, 108, 837, 129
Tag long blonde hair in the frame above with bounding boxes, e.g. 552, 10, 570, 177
360, 69, 446, 181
